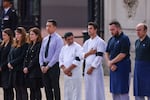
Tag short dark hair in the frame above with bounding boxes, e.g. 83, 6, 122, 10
64, 32, 73, 39
109, 21, 122, 29
47, 19, 57, 27
88, 22, 98, 29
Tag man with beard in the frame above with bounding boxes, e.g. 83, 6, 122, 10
105, 21, 131, 100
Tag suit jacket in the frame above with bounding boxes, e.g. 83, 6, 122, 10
0, 43, 11, 71
23, 42, 42, 78
0, 8, 18, 39
0, 8, 18, 33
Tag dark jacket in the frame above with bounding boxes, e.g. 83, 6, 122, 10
0, 43, 11, 70
23, 42, 42, 78
8, 43, 28, 87
1, 8, 18, 31
8, 43, 28, 71
0, 43, 11, 88
0, 8, 18, 39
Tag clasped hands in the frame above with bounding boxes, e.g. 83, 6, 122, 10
41, 66, 49, 73
7, 63, 13, 69
87, 67, 95, 75
108, 60, 117, 71
23, 67, 29, 74
62, 67, 72, 76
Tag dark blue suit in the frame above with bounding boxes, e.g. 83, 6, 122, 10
0, 8, 18, 38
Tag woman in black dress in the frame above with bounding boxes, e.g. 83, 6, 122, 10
23, 27, 43, 100
8, 27, 28, 100
0, 28, 14, 100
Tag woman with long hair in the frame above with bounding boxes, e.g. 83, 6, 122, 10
23, 27, 43, 100
0, 28, 14, 100
8, 27, 28, 100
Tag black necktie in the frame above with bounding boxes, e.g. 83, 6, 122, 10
45, 35, 51, 58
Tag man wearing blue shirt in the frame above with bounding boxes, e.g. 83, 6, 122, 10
105, 21, 131, 100
39, 19, 63, 100
134, 23, 150, 100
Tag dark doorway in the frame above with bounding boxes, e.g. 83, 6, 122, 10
16, 0, 41, 30
88, 0, 104, 39
0, 0, 41, 30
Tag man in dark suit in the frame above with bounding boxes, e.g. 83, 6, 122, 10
0, 0, 18, 39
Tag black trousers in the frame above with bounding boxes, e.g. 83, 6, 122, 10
15, 86, 28, 100
30, 88, 41, 100
43, 62, 60, 100
28, 78, 42, 100
3, 88, 14, 100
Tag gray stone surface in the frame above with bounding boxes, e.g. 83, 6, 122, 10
0, 74, 134, 100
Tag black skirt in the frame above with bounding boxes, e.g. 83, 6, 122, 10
9, 70, 26, 87
25, 77, 43, 88
1, 70, 10, 88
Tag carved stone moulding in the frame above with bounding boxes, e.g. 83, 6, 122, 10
123, 0, 139, 18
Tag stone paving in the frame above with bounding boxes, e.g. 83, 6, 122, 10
0, 74, 135, 100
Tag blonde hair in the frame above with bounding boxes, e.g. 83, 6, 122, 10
12, 27, 27, 48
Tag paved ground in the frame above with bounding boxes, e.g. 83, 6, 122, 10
58, 73, 135, 100
0, 74, 134, 100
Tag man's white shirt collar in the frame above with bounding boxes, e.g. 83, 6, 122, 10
4, 7, 10, 14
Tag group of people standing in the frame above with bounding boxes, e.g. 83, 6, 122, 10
60, 22, 106, 100
0, 1, 149, 100
0, 26, 43, 100
106, 21, 150, 100
59, 21, 150, 100
0, 19, 150, 100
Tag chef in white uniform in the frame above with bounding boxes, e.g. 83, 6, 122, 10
82, 22, 106, 100
59, 32, 82, 100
